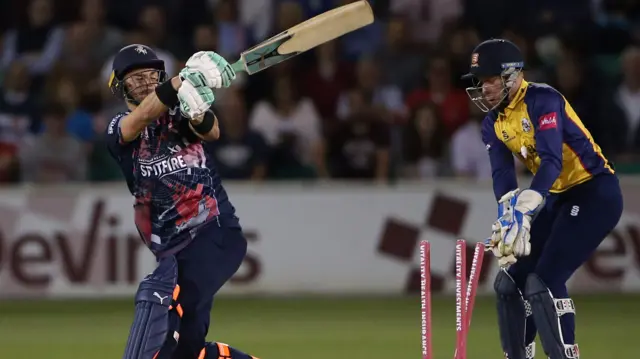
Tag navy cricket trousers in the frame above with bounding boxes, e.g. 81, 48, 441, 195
506, 173, 623, 345
171, 216, 247, 359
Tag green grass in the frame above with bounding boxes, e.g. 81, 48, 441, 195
0, 295, 636, 358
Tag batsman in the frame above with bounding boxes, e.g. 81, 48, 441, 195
105, 44, 259, 359
462, 39, 623, 359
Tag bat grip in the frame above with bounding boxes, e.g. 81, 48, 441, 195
231, 60, 245, 73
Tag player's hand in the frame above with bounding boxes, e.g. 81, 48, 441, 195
178, 68, 215, 119
497, 189, 543, 258
184, 51, 236, 89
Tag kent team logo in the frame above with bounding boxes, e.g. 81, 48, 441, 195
134, 45, 147, 55
538, 112, 558, 131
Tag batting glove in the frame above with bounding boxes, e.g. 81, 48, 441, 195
178, 68, 215, 119
184, 51, 236, 89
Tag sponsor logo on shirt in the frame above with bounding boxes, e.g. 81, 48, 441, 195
108, 118, 118, 135
538, 112, 558, 131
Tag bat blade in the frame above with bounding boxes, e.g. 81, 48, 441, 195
232, 0, 374, 75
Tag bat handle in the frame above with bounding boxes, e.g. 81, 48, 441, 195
231, 59, 245, 73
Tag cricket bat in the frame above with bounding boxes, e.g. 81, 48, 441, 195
230, 0, 374, 75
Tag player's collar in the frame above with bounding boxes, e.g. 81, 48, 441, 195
505, 79, 528, 110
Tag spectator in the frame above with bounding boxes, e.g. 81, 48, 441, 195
592, 0, 634, 55
0, 61, 40, 182
214, 0, 251, 59
56, 23, 102, 86
632, 21, 640, 45
337, 56, 405, 122
301, 40, 354, 132
464, 0, 520, 40
401, 102, 447, 178
208, 89, 269, 180
1, 0, 64, 77
46, 76, 95, 146
249, 76, 327, 179
328, 90, 390, 181
18, 102, 87, 183
611, 46, 640, 156
501, 28, 549, 83
376, 16, 425, 94
406, 55, 469, 137
550, 52, 614, 154
450, 103, 491, 179
338, 0, 384, 61
193, 25, 218, 53
78, 0, 124, 64
86, 90, 123, 182
224, 0, 274, 42
444, 25, 481, 85
0, 61, 41, 132
274, 1, 304, 34
138, 4, 184, 60
390, 0, 462, 45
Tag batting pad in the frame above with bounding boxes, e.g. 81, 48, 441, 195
494, 269, 531, 359
525, 274, 579, 359
123, 256, 182, 359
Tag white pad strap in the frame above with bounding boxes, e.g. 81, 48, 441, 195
563, 343, 580, 358
552, 296, 578, 358
554, 298, 576, 316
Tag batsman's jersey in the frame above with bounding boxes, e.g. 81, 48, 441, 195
481, 80, 614, 200
106, 108, 238, 256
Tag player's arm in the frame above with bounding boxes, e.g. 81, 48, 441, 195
188, 110, 220, 141
481, 115, 518, 200
119, 76, 183, 142
529, 92, 564, 196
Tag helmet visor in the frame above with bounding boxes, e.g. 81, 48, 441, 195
111, 68, 165, 104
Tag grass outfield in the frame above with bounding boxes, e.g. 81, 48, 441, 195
0, 295, 636, 359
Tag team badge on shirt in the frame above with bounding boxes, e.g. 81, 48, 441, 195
521, 118, 531, 133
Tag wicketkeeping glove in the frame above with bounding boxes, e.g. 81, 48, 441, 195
485, 189, 519, 267
184, 51, 236, 89
498, 189, 543, 257
486, 188, 543, 267
178, 68, 215, 119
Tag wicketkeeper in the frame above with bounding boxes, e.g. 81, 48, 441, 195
462, 39, 623, 359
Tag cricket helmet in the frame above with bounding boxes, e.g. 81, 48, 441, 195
108, 44, 167, 104
462, 39, 524, 112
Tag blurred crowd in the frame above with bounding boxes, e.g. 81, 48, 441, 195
0, 0, 639, 184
